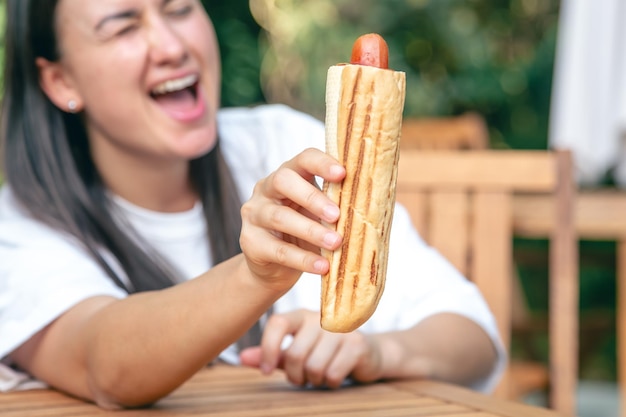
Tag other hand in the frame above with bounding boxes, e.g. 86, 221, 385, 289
239, 309, 383, 389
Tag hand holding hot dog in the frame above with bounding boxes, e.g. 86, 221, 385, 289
239, 148, 345, 291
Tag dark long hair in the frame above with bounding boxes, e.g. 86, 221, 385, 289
0, 0, 243, 292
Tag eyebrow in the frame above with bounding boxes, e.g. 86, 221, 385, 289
94, 9, 139, 32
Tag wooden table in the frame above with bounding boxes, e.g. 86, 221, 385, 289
0, 365, 567, 416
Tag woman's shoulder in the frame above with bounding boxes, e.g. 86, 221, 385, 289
0, 186, 80, 250
0, 184, 125, 290
0, 185, 32, 228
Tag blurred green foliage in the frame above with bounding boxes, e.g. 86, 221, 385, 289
206, 0, 559, 151
203, 0, 265, 107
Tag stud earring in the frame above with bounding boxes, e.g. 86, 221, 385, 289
68, 100, 77, 113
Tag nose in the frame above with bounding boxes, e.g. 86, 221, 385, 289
146, 15, 188, 66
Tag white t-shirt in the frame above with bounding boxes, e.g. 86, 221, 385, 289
0, 104, 506, 393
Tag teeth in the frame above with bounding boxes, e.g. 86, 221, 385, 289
151, 75, 197, 95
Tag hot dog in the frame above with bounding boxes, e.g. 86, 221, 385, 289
321, 34, 406, 332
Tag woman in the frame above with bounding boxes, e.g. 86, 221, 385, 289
0, 0, 504, 409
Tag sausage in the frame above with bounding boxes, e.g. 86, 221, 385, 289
350, 33, 389, 69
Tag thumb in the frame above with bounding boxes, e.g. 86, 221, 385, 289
239, 346, 263, 368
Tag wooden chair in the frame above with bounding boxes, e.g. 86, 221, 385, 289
402, 111, 531, 329
395, 149, 579, 416
513, 188, 626, 417
400, 112, 489, 151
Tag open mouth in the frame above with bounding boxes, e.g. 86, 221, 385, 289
150, 74, 203, 120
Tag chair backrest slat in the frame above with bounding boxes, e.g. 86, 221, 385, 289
429, 191, 470, 276
549, 150, 579, 414
397, 151, 557, 191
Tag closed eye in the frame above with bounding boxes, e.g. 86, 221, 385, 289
95, 9, 141, 40
115, 24, 139, 37
164, 0, 195, 18
168, 5, 193, 17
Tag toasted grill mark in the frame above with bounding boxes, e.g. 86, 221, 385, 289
370, 251, 378, 285
350, 225, 367, 308
343, 103, 356, 164
334, 72, 360, 314
365, 177, 373, 215
375, 112, 387, 237
342, 68, 362, 165
363, 114, 371, 138
363, 104, 373, 215
352, 68, 363, 98
336, 139, 367, 316
336, 214, 352, 315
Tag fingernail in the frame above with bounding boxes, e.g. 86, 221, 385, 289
329, 164, 345, 177
313, 259, 327, 273
323, 232, 340, 248
323, 204, 340, 221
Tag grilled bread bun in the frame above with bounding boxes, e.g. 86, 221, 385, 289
321, 35, 406, 332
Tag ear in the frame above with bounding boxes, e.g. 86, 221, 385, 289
35, 57, 84, 113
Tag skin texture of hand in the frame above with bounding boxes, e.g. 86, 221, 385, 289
240, 310, 499, 390
239, 309, 383, 389
240, 148, 345, 291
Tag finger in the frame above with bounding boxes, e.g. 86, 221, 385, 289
260, 312, 306, 374
282, 322, 322, 386
240, 227, 330, 275
284, 148, 346, 185
324, 333, 373, 388
258, 203, 341, 251
303, 333, 342, 387
324, 340, 361, 389
239, 346, 262, 368
263, 167, 341, 224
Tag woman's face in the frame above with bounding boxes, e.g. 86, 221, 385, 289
52, 0, 221, 163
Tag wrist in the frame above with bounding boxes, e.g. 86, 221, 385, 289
234, 254, 295, 301
373, 332, 437, 381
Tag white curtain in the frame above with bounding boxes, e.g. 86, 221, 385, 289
549, 0, 626, 186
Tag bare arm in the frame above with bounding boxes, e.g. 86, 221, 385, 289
12, 255, 284, 408
12, 149, 346, 409
365, 313, 499, 386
